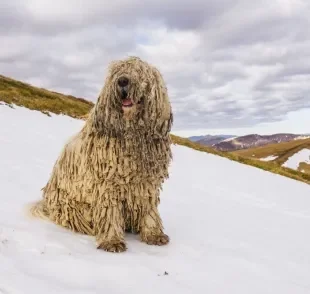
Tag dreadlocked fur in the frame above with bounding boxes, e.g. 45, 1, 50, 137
30, 56, 173, 253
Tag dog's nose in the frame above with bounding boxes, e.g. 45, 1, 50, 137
118, 77, 129, 88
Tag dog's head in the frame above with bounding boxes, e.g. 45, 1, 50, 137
92, 56, 173, 138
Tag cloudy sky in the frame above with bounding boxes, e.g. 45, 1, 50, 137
1, 0, 310, 136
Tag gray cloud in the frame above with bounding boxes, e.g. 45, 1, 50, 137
1, 0, 310, 132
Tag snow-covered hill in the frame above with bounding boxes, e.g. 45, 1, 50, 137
1, 104, 310, 294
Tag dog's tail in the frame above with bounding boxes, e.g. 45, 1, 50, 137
26, 200, 50, 220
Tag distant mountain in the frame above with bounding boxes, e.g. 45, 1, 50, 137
232, 137, 310, 175
189, 133, 310, 152
213, 133, 308, 152
188, 134, 235, 146
188, 136, 206, 142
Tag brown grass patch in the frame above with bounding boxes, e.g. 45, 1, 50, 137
0, 75, 93, 118
231, 138, 310, 175
299, 162, 310, 174
232, 138, 310, 160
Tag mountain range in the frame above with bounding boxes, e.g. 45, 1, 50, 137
188, 134, 235, 145
189, 133, 310, 152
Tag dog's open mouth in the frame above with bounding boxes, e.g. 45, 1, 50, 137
122, 98, 133, 108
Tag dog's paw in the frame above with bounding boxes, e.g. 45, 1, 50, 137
97, 240, 127, 253
143, 233, 170, 246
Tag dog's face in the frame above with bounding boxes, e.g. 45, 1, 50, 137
114, 73, 147, 120
107, 57, 155, 120
93, 56, 173, 137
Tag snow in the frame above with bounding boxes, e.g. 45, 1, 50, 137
220, 136, 237, 142
294, 136, 310, 141
282, 149, 310, 170
1, 104, 310, 294
260, 155, 278, 161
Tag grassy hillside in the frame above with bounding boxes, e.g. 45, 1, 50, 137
299, 162, 310, 174
0, 75, 93, 118
172, 135, 310, 185
232, 138, 310, 174
1, 74, 309, 185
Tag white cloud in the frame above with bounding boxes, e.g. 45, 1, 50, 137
0, 0, 310, 134
174, 108, 310, 137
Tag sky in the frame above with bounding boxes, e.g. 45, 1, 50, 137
1, 0, 310, 136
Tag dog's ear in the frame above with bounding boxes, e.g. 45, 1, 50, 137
88, 92, 110, 135
155, 106, 173, 137
147, 67, 173, 137
92, 95, 103, 132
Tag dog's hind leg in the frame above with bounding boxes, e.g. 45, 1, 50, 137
28, 200, 50, 220
95, 203, 127, 253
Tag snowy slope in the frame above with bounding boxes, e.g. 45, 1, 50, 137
282, 149, 310, 170
1, 105, 310, 294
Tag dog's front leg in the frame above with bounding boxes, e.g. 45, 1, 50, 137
95, 203, 127, 253
139, 204, 170, 246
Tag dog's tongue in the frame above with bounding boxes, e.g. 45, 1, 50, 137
122, 98, 133, 106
